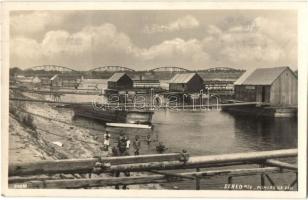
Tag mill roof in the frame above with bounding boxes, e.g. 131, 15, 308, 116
50, 74, 59, 81
234, 67, 291, 85
108, 73, 128, 82
169, 73, 201, 84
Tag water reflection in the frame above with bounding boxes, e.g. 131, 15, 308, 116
152, 110, 297, 156
232, 114, 297, 151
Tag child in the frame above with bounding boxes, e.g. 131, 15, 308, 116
103, 131, 111, 151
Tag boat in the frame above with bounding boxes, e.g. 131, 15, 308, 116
106, 123, 152, 129
72, 104, 154, 125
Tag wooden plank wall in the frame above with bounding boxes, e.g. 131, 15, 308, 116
270, 69, 297, 106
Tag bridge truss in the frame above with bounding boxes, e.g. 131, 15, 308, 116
150, 67, 190, 72
90, 66, 135, 72
27, 65, 79, 73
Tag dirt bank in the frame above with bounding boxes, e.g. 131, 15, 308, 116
9, 90, 162, 189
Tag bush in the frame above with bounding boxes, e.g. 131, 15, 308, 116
22, 114, 36, 130
9, 104, 18, 115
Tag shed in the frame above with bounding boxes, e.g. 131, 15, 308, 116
107, 73, 133, 90
234, 66, 297, 106
50, 74, 62, 87
169, 73, 204, 93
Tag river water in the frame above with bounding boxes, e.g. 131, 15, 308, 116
153, 110, 297, 155
151, 110, 297, 190
58, 94, 298, 190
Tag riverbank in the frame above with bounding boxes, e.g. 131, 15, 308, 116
8, 90, 162, 189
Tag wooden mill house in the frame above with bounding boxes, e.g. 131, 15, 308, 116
234, 66, 297, 107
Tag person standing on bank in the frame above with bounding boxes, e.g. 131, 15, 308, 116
126, 136, 131, 150
146, 134, 152, 145
113, 133, 130, 189
103, 131, 111, 151
133, 135, 141, 155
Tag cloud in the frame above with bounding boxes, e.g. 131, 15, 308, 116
10, 11, 70, 37
144, 15, 199, 33
11, 23, 142, 69
10, 15, 297, 70
201, 16, 297, 68
140, 38, 208, 66
10, 23, 208, 69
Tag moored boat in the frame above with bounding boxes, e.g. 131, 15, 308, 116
72, 104, 154, 125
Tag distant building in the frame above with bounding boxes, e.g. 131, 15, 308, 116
16, 76, 41, 84
169, 73, 204, 93
61, 74, 81, 88
133, 80, 160, 89
32, 76, 41, 84
40, 77, 51, 86
78, 78, 107, 90
234, 66, 297, 106
50, 74, 62, 87
107, 73, 133, 90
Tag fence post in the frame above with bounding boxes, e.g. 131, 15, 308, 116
260, 163, 265, 190
227, 176, 233, 190
195, 168, 200, 190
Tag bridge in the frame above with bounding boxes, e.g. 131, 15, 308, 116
89, 66, 135, 72
202, 67, 243, 72
149, 66, 190, 72
22, 65, 244, 73
27, 65, 79, 73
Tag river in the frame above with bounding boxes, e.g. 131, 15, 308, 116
57, 93, 298, 190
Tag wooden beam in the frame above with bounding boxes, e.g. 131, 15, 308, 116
195, 168, 201, 190
148, 170, 194, 180
107, 149, 297, 172
9, 149, 296, 177
27, 167, 280, 189
9, 176, 71, 184
10, 97, 261, 108
265, 159, 297, 170
9, 153, 188, 176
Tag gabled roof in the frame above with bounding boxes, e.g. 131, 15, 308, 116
108, 73, 128, 82
50, 74, 59, 81
169, 73, 201, 84
234, 67, 291, 85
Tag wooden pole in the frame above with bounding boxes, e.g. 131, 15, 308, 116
289, 172, 298, 188
260, 173, 265, 190
9, 149, 296, 176
260, 163, 265, 190
264, 174, 277, 190
27, 167, 280, 189
265, 159, 297, 170
227, 176, 233, 190
195, 168, 201, 190
107, 149, 297, 172
148, 170, 194, 180
9, 153, 188, 176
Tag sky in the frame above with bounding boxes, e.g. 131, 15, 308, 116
10, 10, 297, 71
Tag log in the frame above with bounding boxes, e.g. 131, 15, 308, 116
106, 123, 152, 129
107, 149, 297, 172
9, 176, 72, 183
265, 159, 297, 170
27, 167, 280, 189
9, 153, 188, 176
9, 149, 297, 176
148, 170, 194, 180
